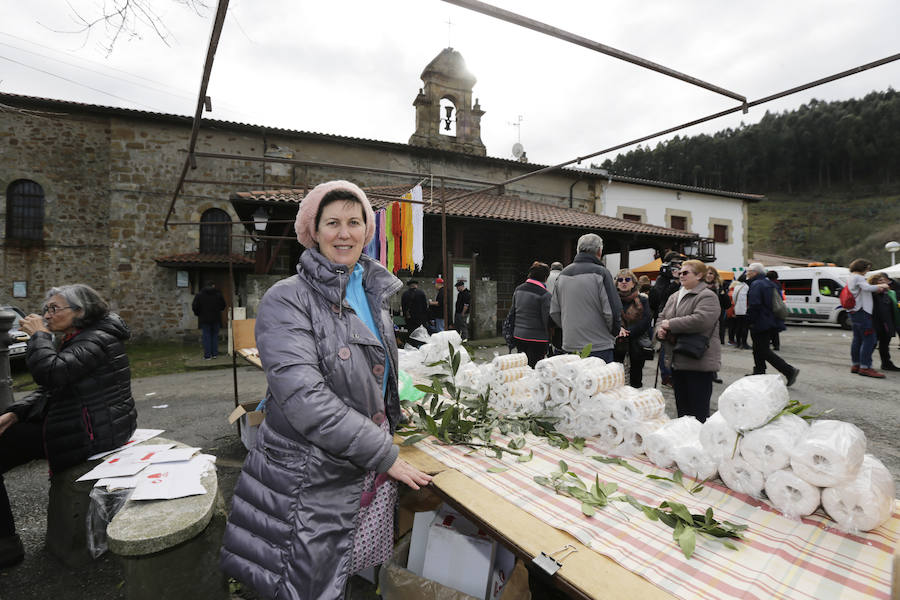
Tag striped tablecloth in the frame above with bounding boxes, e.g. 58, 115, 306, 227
414, 431, 899, 600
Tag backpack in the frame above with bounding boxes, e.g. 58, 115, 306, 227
839, 285, 856, 310
771, 288, 788, 320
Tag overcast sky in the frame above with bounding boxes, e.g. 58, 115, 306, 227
2, 0, 899, 173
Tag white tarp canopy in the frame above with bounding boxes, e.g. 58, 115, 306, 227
876, 263, 900, 277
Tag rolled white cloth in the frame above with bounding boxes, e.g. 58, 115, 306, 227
620, 417, 670, 457
699, 411, 739, 463
790, 420, 867, 487
553, 404, 609, 438
575, 362, 625, 396
455, 361, 481, 390
719, 455, 766, 498
674, 442, 718, 481
596, 417, 627, 451
764, 467, 822, 519
585, 391, 618, 420
535, 354, 580, 384
644, 416, 702, 468
740, 413, 809, 475
547, 381, 574, 408
718, 374, 789, 431
494, 366, 532, 385
822, 454, 896, 532
492, 353, 529, 371
611, 387, 666, 423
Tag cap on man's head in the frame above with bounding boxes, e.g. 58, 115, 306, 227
664, 251, 686, 263
455, 280, 466, 287
435, 277, 444, 284
407, 280, 419, 286
550, 262, 563, 270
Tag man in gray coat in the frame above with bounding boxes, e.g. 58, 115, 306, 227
550, 234, 622, 361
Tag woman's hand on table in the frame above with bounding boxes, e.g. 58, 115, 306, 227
387, 457, 433, 490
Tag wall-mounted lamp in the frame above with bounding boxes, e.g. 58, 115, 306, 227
253, 206, 269, 232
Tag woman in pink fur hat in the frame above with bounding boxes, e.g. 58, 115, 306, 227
222, 180, 432, 599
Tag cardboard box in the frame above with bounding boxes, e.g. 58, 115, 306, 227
227, 401, 265, 450
407, 510, 438, 577
422, 509, 497, 600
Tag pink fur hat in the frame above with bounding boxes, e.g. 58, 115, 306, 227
294, 180, 376, 248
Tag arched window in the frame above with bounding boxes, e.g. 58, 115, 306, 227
6, 180, 45, 241
199, 208, 231, 254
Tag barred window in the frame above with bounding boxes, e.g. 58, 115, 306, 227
6, 180, 45, 241
199, 208, 231, 254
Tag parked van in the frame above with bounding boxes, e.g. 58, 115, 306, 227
767, 266, 851, 329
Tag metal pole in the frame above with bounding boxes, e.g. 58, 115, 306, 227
441, 177, 449, 327
0, 309, 17, 411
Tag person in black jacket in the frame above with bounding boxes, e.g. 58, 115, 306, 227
400, 280, 429, 339
0, 284, 137, 567
613, 268, 652, 388
192, 281, 226, 359
508, 262, 552, 367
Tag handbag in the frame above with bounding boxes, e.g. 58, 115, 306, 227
672, 332, 709, 359
637, 331, 655, 360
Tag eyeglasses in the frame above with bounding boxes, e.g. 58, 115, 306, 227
42, 304, 72, 315
678, 271, 695, 277
617, 277, 632, 283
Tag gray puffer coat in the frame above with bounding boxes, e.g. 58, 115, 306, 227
220, 249, 403, 600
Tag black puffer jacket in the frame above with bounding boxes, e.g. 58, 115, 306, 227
6, 314, 137, 472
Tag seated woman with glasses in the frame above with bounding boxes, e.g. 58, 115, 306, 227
0, 284, 137, 567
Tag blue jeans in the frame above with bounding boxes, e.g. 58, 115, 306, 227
201, 322, 220, 358
589, 348, 614, 363
434, 318, 444, 332
850, 310, 876, 368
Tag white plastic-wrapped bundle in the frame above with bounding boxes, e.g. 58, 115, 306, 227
764, 468, 822, 519
822, 454, 896, 533
643, 416, 702, 468
397, 347, 426, 377
674, 442, 718, 481
619, 417, 669, 457
428, 330, 463, 351
790, 420, 867, 487
547, 381, 574, 408
595, 417, 627, 451
553, 403, 610, 438
585, 391, 618, 420
563, 356, 605, 387
717, 374, 789, 431
574, 362, 625, 397
611, 387, 666, 423
699, 411, 739, 463
420, 341, 471, 371
455, 361, 481, 390
740, 413, 809, 475
504, 376, 547, 415
492, 352, 528, 371
535, 354, 580, 384
493, 366, 532, 385
719, 455, 766, 497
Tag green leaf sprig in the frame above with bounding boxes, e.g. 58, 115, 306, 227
592, 455, 643, 474
645, 469, 708, 495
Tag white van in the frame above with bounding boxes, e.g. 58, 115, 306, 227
767, 266, 851, 329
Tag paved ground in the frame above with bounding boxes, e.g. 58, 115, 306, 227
0, 324, 896, 599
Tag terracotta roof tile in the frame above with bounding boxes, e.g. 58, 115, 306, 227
234, 186, 696, 239
154, 253, 255, 267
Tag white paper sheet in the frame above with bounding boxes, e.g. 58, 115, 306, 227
87, 428, 166, 460
77, 444, 175, 481
129, 455, 215, 500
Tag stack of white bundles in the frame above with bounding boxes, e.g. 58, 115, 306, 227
429, 330, 463, 351
718, 374, 789, 431
764, 467, 821, 519
699, 411, 739, 463
492, 352, 528, 371
565, 356, 605, 390
643, 416, 702, 468
790, 420, 866, 487
822, 454, 896, 532
554, 403, 610, 438
574, 362, 625, 398
493, 366, 532, 386
490, 375, 547, 416
535, 354, 580, 385
547, 380, 575, 409
586, 391, 619, 420
455, 361, 481, 391
674, 441, 718, 481
611, 387, 666, 423
718, 455, 766, 497
595, 417, 627, 452
418, 342, 471, 375
397, 347, 426, 378
739, 413, 809, 475
618, 417, 670, 457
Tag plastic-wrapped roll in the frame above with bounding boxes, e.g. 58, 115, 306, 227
718, 374, 789, 431
644, 416, 702, 468
585, 391, 618, 420
596, 417, 626, 451
428, 329, 463, 349
674, 442, 718, 481
547, 381, 574, 407
719, 455, 766, 497
492, 353, 529, 371
822, 454, 896, 533
699, 411, 739, 463
740, 413, 809, 475
611, 388, 666, 423
494, 366, 532, 384
764, 468, 822, 519
575, 363, 625, 396
553, 404, 608, 438
620, 417, 669, 457
535, 354, 580, 383
790, 420, 866, 487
